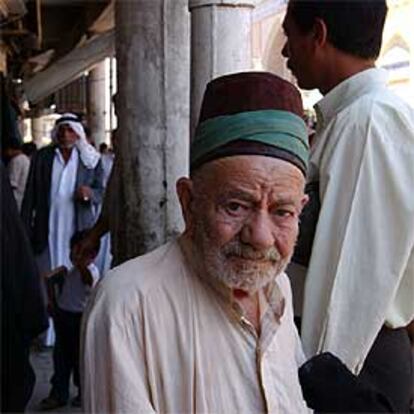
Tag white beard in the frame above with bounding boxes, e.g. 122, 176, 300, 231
193, 219, 291, 294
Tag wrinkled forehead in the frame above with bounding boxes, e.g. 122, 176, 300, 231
194, 155, 306, 193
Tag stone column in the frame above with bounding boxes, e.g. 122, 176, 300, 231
88, 61, 107, 146
189, 0, 255, 137
31, 117, 43, 147
114, 0, 190, 262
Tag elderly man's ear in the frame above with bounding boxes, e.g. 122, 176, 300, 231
176, 177, 195, 233
301, 194, 310, 211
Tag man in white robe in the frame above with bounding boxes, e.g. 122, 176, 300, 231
21, 113, 104, 352
83, 72, 312, 413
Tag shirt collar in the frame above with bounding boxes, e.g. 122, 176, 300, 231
315, 68, 388, 129
54, 146, 78, 164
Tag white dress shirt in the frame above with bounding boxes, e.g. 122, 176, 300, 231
301, 68, 414, 373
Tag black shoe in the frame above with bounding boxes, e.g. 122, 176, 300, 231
39, 396, 67, 411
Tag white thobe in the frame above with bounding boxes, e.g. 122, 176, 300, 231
301, 68, 414, 373
48, 148, 78, 270
83, 240, 310, 413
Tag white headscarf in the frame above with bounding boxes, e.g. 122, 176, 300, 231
51, 113, 100, 169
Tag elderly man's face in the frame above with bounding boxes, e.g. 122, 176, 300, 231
56, 124, 78, 149
178, 156, 308, 294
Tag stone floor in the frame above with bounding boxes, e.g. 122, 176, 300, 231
26, 348, 82, 414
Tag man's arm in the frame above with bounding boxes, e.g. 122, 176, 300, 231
90, 160, 105, 205
73, 159, 119, 263
77, 160, 105, 205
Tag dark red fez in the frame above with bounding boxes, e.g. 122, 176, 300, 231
191, 72, 309, 175
198, 72, 304, 123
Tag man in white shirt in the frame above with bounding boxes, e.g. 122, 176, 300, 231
83, 72, 312, 413
4, 143, 30, 211
282, 1, 414, 411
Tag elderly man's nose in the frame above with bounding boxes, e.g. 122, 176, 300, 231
240, 212, 275, 250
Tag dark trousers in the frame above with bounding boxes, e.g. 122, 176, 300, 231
359, 326, 414, 413
50, 307, 82, 402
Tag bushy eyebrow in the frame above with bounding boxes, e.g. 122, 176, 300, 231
217, 190, 257, 204
217, 190, 298, 207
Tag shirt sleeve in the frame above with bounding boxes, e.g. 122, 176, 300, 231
82, 278, 156, 414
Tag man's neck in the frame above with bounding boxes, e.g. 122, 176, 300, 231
319, 54, 376, 95
59, 146, 73, 163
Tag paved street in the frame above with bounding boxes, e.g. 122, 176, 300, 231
26, 349, 82, 414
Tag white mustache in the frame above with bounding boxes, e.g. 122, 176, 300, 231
222, 242, 281, 262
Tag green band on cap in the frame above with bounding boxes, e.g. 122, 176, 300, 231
191, 110, 309, 170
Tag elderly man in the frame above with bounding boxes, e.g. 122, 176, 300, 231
22, 113, 103, 273
83, 72, 311, 413
21, 113, 104, 409
282, 0, 414, 411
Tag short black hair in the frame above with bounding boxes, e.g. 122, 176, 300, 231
99, 143, 108, 152
288, 0, 387, 59
70, 229, 100, 256
21, 142, 37, 157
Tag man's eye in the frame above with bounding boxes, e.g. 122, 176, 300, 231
273, 209, 295, 218
225, 202, 248, 215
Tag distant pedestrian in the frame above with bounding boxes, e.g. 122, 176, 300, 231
4, 142, 30, 211
40, 230, 100, 410
21, 112, 104, 346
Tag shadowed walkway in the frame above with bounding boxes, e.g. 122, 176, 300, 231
26, 349, 82, 414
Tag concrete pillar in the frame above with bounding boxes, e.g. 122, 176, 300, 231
31, 117, 43, 147
88, 61, 107, 146
189, 0, 255, 136
114, 0, 190, 262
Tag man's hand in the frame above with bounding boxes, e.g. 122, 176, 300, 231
75, 185, 93, 202
72, 230, 100, 266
